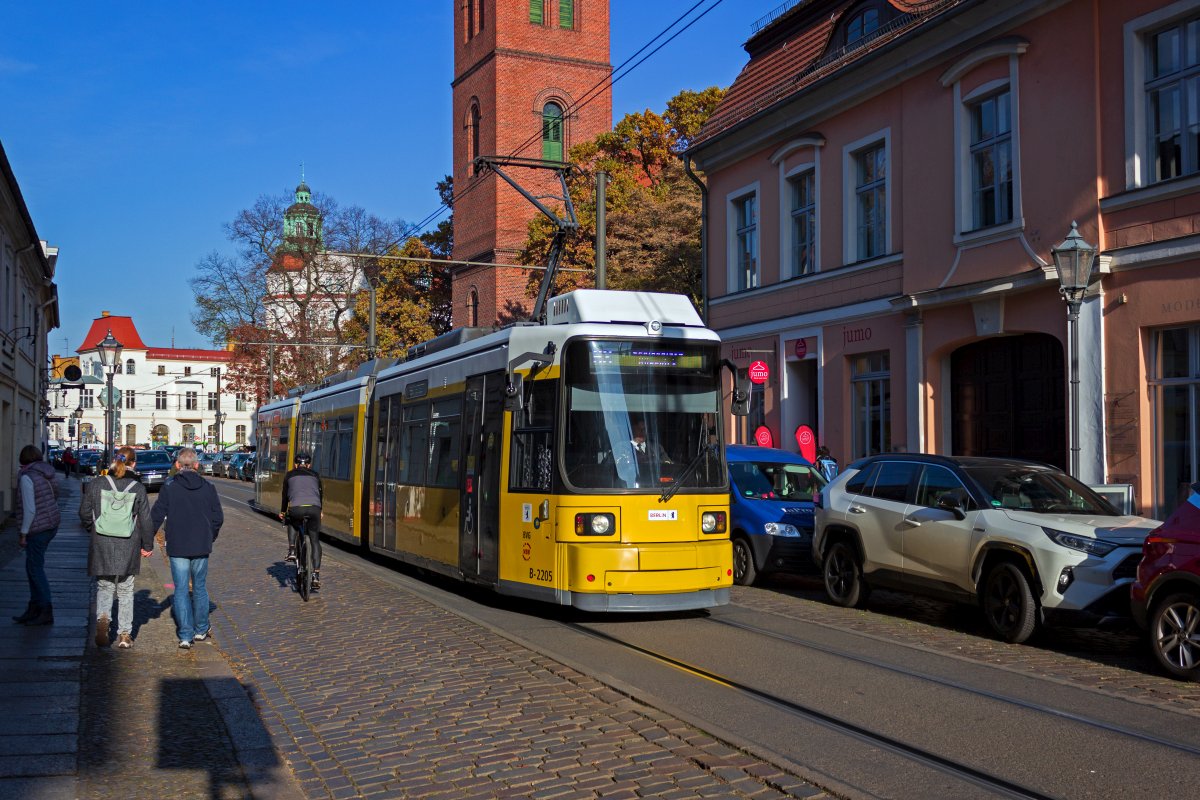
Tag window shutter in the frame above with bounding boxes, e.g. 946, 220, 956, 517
559, 0, 573, 28
530, 0, 543, 24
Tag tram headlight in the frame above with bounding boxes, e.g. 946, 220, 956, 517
701, 511, 726, 534
575, 513, 616, 536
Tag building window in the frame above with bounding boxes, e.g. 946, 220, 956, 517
207, 424, 217, 443
125, 358, 136, 375
125, 424, 136, 445
156, 391, 167, 410
467, 288, 479, 326
467, 101, 482, 175
559, 0, 573, 28
970, 91, 1013, 229
184, 366, 192, 377
207, 392, 218, 411
182, 424, 195, 443
124, 389, 136, 409
236, 393, 247, 412
733, 193, 758, 291
1153, 325, 1200, 516
850, 350, 891, 459
114, 362, 123, 374
1145, 16, 1200, 181
158, 365, 165, 376
789, 171, 816, 276
210, 367, 220, 377
853, 142, 887, 261
236, 425, 247, 445
845, 7, 881, 47
82, 389, 94, 409
530, 0, 543, 24
542, 102, 564, 161
186, 391, 198, 411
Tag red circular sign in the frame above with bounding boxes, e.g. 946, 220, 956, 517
748, 360, 770, 384
794, 339, 807, 359
754, 426, 773, 447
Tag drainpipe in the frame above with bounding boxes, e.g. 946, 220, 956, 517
683, 155, 709, 324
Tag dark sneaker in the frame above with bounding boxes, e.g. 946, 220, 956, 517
285, 548, 296, 564
178, 640, 192, 650
95, 615, 110, 648
312, 572, 321, 591
116, 633, 133, 649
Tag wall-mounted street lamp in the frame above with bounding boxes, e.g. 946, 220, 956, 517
95, 329, 123, 456
1051, 222, 1097, 478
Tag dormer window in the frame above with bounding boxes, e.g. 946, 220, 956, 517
846, 7, 881, 47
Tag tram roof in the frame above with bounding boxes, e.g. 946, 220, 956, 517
255, 395, 300, 416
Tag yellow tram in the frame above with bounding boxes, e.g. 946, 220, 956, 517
254, 290, 739, 611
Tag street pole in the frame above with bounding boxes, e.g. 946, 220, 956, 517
595, 171, 607, 290
216, 367, 223, 449
268, 344, 275, 402
368, 282, 377, 359
1066, 296, 1081, 478
105, 369, 114, 461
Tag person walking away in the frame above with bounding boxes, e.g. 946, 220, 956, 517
79, 446, 155, 648
62, 447, 77, 479
12, 446, 61, 625
815, 446, 839, 483
151, 448, 223, 649
279, 452, 324, 590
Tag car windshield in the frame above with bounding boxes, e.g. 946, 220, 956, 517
80, 452, 99, 463
561, 339, 725, 492
963, 465, 1118, 515
731, 461, 825, 502
137, 452, 173, 467
199, 453, 216, 462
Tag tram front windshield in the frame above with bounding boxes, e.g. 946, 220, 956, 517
563, 339, 725, 492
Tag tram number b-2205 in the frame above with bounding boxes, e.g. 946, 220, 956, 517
530, 568, 553, 582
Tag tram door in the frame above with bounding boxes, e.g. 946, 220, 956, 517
460, 372, 504, 583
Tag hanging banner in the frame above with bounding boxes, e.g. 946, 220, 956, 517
795, 425, 817, 463
754, 425, 773, 447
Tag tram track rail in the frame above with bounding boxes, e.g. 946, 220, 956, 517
563, 619, 1059, 800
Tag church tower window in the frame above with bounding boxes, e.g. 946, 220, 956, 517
560, 0, 573, 29
530, 0, 543, 25
542, 102, 564, 161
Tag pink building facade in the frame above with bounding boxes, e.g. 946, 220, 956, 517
687, 0, 1200, 518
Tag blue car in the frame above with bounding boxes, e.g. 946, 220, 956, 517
727, 445, 827, 586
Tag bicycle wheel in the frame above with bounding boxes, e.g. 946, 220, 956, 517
296, 521, 312, 602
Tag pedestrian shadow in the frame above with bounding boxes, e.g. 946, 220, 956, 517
156, 678, 285, 800
126, 588, 171, 639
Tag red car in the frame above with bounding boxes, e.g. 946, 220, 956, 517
1131, 484, 1200, 681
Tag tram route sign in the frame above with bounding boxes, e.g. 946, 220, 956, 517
748, 360, 769, 385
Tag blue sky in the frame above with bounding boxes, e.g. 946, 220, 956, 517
1, 1, 758, 355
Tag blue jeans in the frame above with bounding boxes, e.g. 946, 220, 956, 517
168, 556, 210, 641
25, 527, 58, 607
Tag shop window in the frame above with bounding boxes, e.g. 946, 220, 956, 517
1153, 325, 1200, 515
850, 350, 891, 459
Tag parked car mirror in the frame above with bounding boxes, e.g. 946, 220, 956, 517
936, 493, 967, 520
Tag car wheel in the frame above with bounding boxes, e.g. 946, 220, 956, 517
981, 561, 1038, 644
823, 540, 867, 608
732, 537, 757, 587
1150, 593, 1200, 681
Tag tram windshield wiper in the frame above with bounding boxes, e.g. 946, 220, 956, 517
660, 443, 717, 504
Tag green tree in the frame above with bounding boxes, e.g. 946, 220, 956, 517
519, 87, 725, 309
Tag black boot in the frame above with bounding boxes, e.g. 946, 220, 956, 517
11, 602, 38, 624
23, 604, 53, 626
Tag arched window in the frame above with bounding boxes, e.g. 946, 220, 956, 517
182, 424, 195, 443
468, 288, 479, 326
125, 358, 136, 375
542, 102, 564, 161
845, 7, 881, 47
467, 101, 482, 174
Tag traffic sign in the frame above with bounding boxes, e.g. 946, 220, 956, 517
748, 360, 770, 385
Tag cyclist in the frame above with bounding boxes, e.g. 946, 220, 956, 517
278, 452, 323, 590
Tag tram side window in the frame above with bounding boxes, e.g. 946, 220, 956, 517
428, 398, 462, 488
510, 380, 556, 492
401, 403, 429, 485
332, 415, 354, 480
274, 425, 290, 471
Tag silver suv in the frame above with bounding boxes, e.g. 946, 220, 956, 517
812, 455, 1159, 643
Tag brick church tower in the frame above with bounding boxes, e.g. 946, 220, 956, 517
451, 0, 612, 327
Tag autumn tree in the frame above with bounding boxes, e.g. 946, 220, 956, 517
190, 189, 410, 400
520, 86, 726, 309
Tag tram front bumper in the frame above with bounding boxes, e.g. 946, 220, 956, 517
563, 540, 732, 610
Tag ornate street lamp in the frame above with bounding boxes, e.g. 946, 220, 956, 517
1051, 222, 1097, 478
95, 329, 123, 459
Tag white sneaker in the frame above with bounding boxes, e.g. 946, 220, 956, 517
178, 640, 192, 649
193, 632, 210, 642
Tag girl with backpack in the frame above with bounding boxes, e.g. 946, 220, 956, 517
12, 446, 61, 626
79, 446, 155, 649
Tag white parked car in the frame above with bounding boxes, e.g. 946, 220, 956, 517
812, 454, 1159, 643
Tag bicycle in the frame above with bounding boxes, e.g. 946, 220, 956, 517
284, 514, 314, 602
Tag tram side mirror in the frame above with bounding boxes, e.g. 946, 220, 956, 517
504, 373, 524, 412
731, 375, 752, 417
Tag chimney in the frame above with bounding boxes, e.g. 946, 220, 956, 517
101, 311, 110, 317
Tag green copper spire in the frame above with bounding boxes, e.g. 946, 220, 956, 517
282, 166, 320, 248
